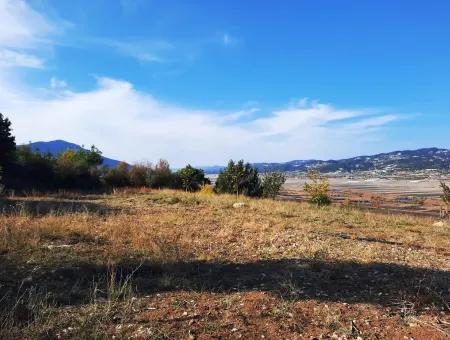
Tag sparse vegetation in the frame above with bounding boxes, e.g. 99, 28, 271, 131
441, 181, 450, 205
304, 169, 331, 206
215, 159, 262, 197
262, 171, 286, 198
0, 190, 448, 338
176, 164, 210, 192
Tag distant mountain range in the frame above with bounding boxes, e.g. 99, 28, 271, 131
24, 141, 450, 173
203, 148, 450, 173
25, 140, 120, 167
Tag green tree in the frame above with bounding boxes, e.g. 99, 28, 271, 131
176, 164, 210, 192
262, 171, 286, 198
55, 146, 103, 189
303, 169, 331, 206
103, 162, 130, 188
14, 146, 55, 190
215, 160, 262, 197
0, 113, 16, 180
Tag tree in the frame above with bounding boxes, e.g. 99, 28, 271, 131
176, 164, 210, 192
215, 160, 262, 197
304, 169, 331, 206
441, 181, 450, 206
262, 171, 286, 198
129, 163, 151, 187
54, 147, 103, 189
14, 146, 55, 190
103, 162, 130, 188
147, 159, 177, 189
0, 113, 16, 180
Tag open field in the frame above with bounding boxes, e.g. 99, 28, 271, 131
282, 176, 450, 218
0, 189, 449, 339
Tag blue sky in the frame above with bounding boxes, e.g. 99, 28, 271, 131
1, 0, 449, 166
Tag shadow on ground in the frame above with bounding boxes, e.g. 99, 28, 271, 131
1, 255, 448, 314
0, 198, 118, 216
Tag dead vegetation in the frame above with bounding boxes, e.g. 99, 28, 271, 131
0, 189, 449, 339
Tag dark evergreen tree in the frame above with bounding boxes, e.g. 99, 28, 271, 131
215, 160, 262, 197
176, 164, 210, 192
0, 113, 16, 176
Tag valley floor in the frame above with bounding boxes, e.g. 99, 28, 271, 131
0, 190, 449, 339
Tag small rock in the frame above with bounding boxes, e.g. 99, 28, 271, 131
233, 202, 246, 208
432, 221, 445, 227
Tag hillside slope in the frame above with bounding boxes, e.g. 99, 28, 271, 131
25, 140, 120, 167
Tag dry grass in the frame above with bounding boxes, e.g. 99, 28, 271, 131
0, 189, 449, 339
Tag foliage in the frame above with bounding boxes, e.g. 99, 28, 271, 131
13, 146, 56, 190
176, 164, 210, 192
103, 162, 130, 188
304, 169, 331, 206
147, 159, 178, 189
54, 146, 103, 189
129, 163, 150, 187
0, 113, 16, 181
261, 171, 286, 198
215, 160, 262, 197
441, 181, 450, 205
199, 184, 215, 195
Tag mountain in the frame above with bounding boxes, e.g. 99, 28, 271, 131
200, 148, 450, 174
252, 148, 450, 173
25, 140, 120, 167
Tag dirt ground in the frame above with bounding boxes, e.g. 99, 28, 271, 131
282, 176, 449, 218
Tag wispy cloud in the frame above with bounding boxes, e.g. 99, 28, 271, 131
3, 76, 401, 166
0, 49, 44, 68
0, 1, 404, 165
0, 0, 58, 68
91, 38, 174, 63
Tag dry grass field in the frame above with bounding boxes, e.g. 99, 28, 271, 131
0, 189, 449, 339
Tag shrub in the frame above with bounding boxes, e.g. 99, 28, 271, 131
304, 169, 331, 206
54, 147, 103, 189
13, 146, 55, 191
103, 162, 130, 188
176, 164, 210, 192
129, 163, 150, 187
199, 184, 215, 195
215, 160, 262, 197
441, 181, 450, 206
147, 159, 178, 189
262, 171, 286, 198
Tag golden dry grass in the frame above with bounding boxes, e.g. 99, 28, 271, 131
0, 189, 449, 339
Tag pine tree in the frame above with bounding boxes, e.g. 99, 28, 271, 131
0, 113, 16, 175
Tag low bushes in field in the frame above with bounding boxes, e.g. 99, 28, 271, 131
304, 169, 331, 206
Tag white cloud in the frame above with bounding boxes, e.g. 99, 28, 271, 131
50, 77, 68, 89
0, 0, 56, 68
0, 1, 401, 166
2, 76, 399, 166
0, 48, 44, 68
221, 33, 238, 47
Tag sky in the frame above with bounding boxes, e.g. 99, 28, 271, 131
0, 0, 449, 166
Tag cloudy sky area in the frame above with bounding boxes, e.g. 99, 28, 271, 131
1, 0, 449, 166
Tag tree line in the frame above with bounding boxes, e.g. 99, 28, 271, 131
0, 113, 286, 197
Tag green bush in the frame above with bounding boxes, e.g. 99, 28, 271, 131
215, 160, 261, 197
103, 162, 130, 188
54, 146, 103, 189
262, 171, 286, 198
176, 164, 210, 192
304, 169, 331, 206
